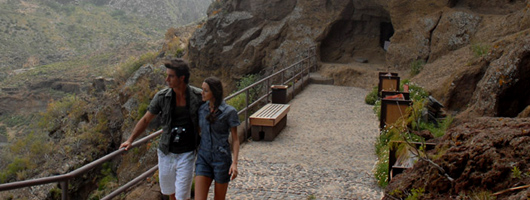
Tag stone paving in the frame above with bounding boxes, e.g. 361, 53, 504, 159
205, 84, 383, 199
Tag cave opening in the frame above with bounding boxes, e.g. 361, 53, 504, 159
320, 18, 394, 64
380, 22, 394, 50
496, 52, 530, 117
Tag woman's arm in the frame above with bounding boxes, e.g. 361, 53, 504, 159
229, 126, 239, 180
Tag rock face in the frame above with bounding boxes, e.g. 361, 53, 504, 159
189, 0, 530, 119
188, 0, 392, 88
406, 0, 530, 119
384, 117, 530, 199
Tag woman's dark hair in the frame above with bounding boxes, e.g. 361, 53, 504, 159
205, 76, 223, 123
163, 58, 190, 84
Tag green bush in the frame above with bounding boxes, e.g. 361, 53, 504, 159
418, 115, 453, 138
98, 162, 117, 191
236, 74, 261, 98
400, 80, 429, 102
372, 81, 452, 187
0, 157, 35, 183
38, 94, 88, 132
373, 99, 381, 120
227, 74, 261, 110
374, 146, 389, 187
175, 48, 184, 58
48, 187, 62, 199
0, 114, 30, 127
0, 125, 7, 137
210, 0, 223, 10
512, 166, 522, 179
469, 190, 496, 200
406, 188, 425, 200
365, 86, 378, 105
471, 43, 490, 57
410, 60, 425, 76
227, 93, 247, 112
113, 52, 157, 83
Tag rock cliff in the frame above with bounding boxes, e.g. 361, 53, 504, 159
188, 0, 392, 89
188, 0, 530, 119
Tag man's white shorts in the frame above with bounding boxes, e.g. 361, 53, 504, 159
157, 149, 195, 200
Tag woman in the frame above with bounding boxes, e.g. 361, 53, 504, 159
195, 76, 240, 200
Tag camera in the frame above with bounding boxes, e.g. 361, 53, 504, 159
171, 127, 186, 143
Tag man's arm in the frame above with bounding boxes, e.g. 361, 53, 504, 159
119, 111, 157, 150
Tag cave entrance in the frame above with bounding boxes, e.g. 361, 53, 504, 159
496, 52, 530, 117
320, 18, 393, 64
380, 22, 394, 50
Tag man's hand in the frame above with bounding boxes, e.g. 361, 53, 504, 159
120, 141, 132, 150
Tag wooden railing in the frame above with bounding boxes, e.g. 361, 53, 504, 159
0, 46, 317, 200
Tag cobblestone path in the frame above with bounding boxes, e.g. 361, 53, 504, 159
210, 84, 383, 199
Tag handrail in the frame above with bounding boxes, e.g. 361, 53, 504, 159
0, 130, 162, 200
224, 46, 317, 138
0, 46, 317, 199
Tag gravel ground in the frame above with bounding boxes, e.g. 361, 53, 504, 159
206, 84, 383, 199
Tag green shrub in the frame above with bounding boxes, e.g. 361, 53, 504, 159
470, 190, 495, 200
410, 60, 425, 76
418, 115, 453, 138
0, 114, 30, 127
236, 74, 261, 99
210, 0, 223, 10
373, 99, 381, 120
374, 147, 389, 187
137, 102, 149, 119
98, 162, 117, 191
400, 80, 429, 102
227, 74, 261, 111
48, 187, 62, 199
38, 94, 88, 132
113, 52, 157, 83
471, 43, 490, 57
406, 188, 424, 200
0, 125, 7, 137
512, 166, 522, 179
372, 81, 452, 187
365, 86, 378, 105
227, 93, 247, 112
174, 48, 184, 58
0, 157, 35, 183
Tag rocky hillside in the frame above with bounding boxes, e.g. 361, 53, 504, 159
0, 0, 211, 124
0, 0, 210, 74
189, 0, 530, 121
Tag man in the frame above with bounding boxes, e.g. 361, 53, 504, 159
120, 58, 203, 200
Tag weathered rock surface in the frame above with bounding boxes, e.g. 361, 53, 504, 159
385, 117, 530, 199
188, 0, 392, 89
189, 0, 530, 120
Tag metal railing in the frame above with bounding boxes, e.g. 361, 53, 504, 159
226, 46, 317, 137
0, 46, 317, 199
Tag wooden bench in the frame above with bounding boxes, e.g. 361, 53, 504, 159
249, 103, 290, 141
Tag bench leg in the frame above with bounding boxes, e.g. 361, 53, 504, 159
251, 125, 262, 141
264, 115, 287, 141
251, 115, 288, 141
